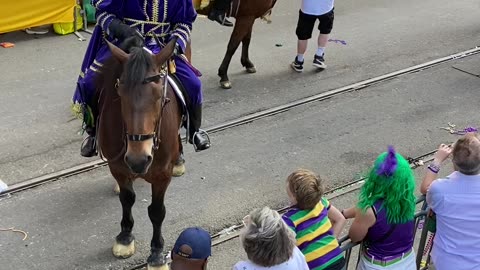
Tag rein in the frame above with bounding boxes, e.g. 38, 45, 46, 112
115, 64, 170, 151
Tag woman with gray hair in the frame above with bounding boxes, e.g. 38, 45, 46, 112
233, 207, 309, 270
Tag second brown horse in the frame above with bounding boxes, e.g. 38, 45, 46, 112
189, 0, 278, 89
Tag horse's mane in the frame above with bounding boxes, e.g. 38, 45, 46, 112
96, 46, 154, 94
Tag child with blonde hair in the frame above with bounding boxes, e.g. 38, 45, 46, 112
282, 169, 346, 270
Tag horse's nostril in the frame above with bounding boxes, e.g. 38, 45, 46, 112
146, 155, 153, 164
124, 155, 130, 164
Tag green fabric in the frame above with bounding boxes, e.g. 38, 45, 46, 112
83, 0, 96, 23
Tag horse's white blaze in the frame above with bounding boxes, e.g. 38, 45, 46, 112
112, 240, 135, 258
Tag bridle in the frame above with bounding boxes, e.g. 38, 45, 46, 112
115, 63, 170, 151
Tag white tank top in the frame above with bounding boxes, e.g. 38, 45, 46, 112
233, 247, 309, 270
301, 0, 334, 16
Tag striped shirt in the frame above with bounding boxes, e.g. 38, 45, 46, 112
282, 198, 344, 270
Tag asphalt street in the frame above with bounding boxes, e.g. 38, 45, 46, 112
0, 0, 479, 269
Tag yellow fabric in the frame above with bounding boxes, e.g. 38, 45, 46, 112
193, 0, 211, 10
0, 0, 76, 34
53, 5, 83, 35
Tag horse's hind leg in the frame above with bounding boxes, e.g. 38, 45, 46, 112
218, 16, 256, 89
240, 22, 256, 74
112, 175, 136, 258
147, 175, 171, 270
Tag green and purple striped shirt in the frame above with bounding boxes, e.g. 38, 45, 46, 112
282, 198, 344, 270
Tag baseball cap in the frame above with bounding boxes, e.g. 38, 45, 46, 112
171, 227, 211, 270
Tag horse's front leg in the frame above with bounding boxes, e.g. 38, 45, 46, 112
240, 22, 256, 74
112, 175, 136, 258
218, 16, 256, 89
146, 174, 172, 270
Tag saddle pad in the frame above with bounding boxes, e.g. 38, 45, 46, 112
167, 75, 187, 110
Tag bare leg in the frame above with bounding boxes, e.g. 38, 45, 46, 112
318, 33, 329, 49
297, 39, 308, 55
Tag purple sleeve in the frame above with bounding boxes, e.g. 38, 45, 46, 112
93, 0, 125, 37
169, 0, 197, 54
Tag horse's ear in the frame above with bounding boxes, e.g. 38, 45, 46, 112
154, 38, 177, 67
106, 40, 129, 63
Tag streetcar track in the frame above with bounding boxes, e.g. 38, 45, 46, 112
127, 150, 437, 270
1, 46, 478, 196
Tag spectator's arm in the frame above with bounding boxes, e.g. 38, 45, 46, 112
341, 206, 357, 219
169, 0, 197, 54
348, 207, 376, 243
421, 144, 452, 194
328, 205, 346, 238
420, 167, 438, 194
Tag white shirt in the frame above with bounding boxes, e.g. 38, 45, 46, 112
427, 171, 480, 270
233, 247, 309, 270
301, 0, 334, 16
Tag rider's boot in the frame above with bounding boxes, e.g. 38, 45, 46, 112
208, 0, 234, 27
80, 126, 98, 157
188, 105, 211, 152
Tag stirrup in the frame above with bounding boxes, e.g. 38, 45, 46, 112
80, 136, 98, 157
192, 129, 211, 152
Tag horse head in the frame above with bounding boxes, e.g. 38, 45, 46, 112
106, 38, 177, 174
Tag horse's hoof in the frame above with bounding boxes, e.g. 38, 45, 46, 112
220, 81, 232, 89
113, 183, 120, 195
172, 163, 185, 177
246, 66, 256, 74
147, 264, 169, 270
112, 240, 135, 258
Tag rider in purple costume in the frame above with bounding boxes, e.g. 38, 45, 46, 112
73, 0, 211, 157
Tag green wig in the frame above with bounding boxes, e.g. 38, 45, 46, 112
357, 146, 416, 224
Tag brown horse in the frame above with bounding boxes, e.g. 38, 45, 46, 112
190, 0, 278, 89
96, 38, 183, 270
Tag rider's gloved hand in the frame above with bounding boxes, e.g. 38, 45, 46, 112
108, 18, 144, 51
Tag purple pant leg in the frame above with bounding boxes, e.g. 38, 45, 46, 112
174, 57, 202, 106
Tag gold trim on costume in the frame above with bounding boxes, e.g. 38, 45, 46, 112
153, 0, 159, 22
175, 28, 189, 40
162, 0, 168, 33
173, 33, 187, 48
177, 23, 191, 35
124, 18, 169, 26
89, 66, 100, 73
143, 0, 150, 21
93, 60, 104, 67
94, 0, 105, 9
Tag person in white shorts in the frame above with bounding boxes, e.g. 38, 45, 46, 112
291, 0, 335, 72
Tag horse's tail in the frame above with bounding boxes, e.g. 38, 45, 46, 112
260, 0, 278, 23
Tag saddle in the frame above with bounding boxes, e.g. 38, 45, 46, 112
195, 0, 274, 22
167, 72, 193, 141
